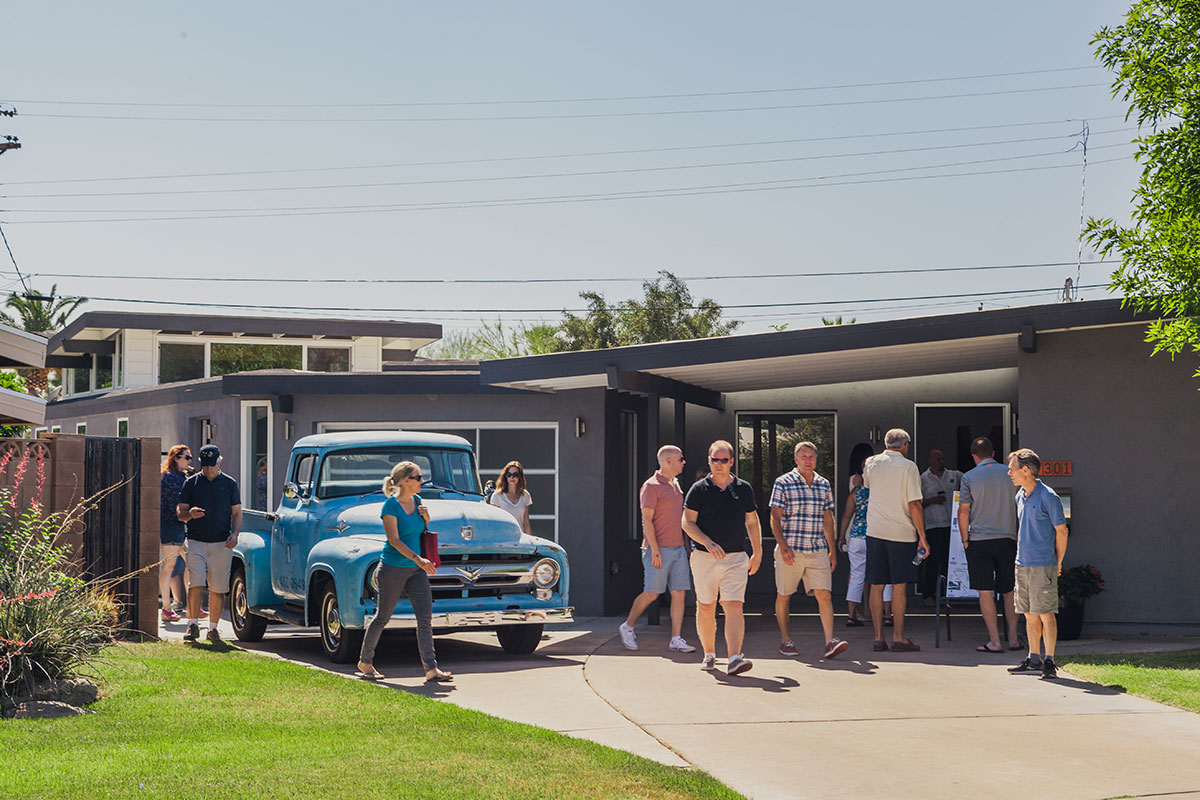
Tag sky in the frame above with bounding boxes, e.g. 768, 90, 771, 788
0, 1, 1143, 339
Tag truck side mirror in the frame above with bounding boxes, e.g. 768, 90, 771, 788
283, 482, 300, 499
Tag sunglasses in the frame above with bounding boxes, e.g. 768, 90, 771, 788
708, 456, 732, 464
178, 454, 192, 460
505, 472, 521, 478
407, 474, 424, 482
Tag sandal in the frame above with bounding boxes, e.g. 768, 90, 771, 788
872, 640, 889, 652
976, 642, 1004, 653
890, 638, 921, 653
845, 617, 866, 628
356, 662, 385, 680
425, 668, 454, 683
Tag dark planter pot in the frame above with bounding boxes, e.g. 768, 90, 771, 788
1056, 600, 1085, 641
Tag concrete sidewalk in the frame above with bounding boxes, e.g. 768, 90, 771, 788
159, 611, 1200, 799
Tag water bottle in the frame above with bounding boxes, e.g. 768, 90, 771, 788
912, 547, 928, 566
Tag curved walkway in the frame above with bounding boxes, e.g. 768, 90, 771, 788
161, 612, 1200, 799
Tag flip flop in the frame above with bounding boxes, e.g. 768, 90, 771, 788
872, 640, 889, 652
845, 617, 866, 627
425, 669, 454, 683
356, 670, 385, 680
976, 642, 1004, 653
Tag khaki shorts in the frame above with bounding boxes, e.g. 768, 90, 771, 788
1014, 565, 1059, 614
186, 539, 234, 594
775, 549, 832, 596
690, 550, 749, 605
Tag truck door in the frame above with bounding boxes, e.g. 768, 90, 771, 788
272, 451, 317, 600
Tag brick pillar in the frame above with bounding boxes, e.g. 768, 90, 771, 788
136, 438, 162, 639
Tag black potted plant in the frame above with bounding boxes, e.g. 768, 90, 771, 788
1057, 564, 1105, 640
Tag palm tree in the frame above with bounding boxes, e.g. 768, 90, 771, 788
0, 285, 86, 396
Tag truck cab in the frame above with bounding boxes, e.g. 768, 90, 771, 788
230, 431, 572, 662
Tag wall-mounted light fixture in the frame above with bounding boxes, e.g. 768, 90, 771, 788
575, 417, 586, 437
868, 425, 882, 445
284, 419, 294, 440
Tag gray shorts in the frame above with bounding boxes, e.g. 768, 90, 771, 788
1014, 564, 1059, 614
643, 546, 692, 593
186, 539, 234, 594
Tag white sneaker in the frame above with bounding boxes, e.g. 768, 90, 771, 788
700, 653, 718, 671
618, 622, 638, 651
668, 636, 696, 653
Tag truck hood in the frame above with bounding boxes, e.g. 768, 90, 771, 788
335, 499, 558, 554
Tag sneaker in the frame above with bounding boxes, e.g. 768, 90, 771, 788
206, 628, 222, 645
618, 622, 638, 651
183, 622, 200, 641
161, 609, 181, 622
668, 636, 696, 653
778, 640, 798, 656
727, 654, 753, 676
700, 653, 718, 671
171, 601, 185, 613
1008, 656, 1042, 674
824, 638, 849, 659
1041, 657, 1058, 680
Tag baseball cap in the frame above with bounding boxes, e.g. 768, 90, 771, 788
198, 445, 221, 466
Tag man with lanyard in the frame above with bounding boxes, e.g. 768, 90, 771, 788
177, 444, 242, 644
919, 448, 962, 603
770, 441, 847, 660
682, 440, 763, 676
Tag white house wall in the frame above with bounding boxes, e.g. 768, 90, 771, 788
125, 329, 156, 388
351, 337, 382, 372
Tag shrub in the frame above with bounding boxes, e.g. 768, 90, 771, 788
1059, 564, 1105, 606
0, 491, 120, 703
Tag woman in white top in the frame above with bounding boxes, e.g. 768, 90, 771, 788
490, 460, 532, 534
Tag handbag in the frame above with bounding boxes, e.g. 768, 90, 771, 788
420, 523, 441, 568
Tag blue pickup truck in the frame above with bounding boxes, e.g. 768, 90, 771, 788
229, 431, 573, 662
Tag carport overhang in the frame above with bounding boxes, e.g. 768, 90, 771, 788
480, 299, 1154, 399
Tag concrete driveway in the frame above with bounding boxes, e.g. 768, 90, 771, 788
161, 612, 1200, 799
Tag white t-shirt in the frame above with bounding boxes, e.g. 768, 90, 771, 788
920, 468, 962, 529
490, 490, 532, 526
862, 449, 923, 542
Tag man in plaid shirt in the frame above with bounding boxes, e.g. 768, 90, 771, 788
769, 441, 848, 659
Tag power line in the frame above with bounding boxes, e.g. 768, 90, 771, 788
2, 128, 1133, 200
11, 260, 1118, 286
0, 66, 1102, 109
69, 283, 1108, 315
0, 150, 1135, 224
0, 223, 29, 293
0, 115, 1127, 187
19, 83, 1110, 123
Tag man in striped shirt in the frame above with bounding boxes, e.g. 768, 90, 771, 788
769, 441, 847, 659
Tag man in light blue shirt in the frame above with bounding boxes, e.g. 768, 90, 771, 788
1006, 448, 1069, 680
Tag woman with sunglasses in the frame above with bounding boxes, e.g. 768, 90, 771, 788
159, 445, 192, 622
357, 460, 452, 682
490, 461, 532, 535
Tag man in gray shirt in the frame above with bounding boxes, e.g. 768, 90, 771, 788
957, 437, 1020, 653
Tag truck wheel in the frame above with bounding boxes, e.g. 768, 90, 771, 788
229, 565, 267, 642
496, 624, 544, 655
319, 581, 364, 664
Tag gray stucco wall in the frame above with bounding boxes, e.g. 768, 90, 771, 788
1019, 324, 1200, 627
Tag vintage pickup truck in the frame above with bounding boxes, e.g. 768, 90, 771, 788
230, 431, 573, 662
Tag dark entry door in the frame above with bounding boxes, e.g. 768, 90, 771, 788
914, 404, 1010, 473
736, 412, 836, 611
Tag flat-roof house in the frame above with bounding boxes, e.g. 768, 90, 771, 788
44, 300, 1200, 627
0, 322, 48, 425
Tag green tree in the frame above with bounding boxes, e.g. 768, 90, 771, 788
0, 371, 29, 437
1085, 1, 1200, 381
0, 285, 86, 396
821, 315, 856, 326
554, 271, 740, 351
420, 320, 561, 360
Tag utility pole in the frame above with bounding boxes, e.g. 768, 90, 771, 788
1, 105, 20, 156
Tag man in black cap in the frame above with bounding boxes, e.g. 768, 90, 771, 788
177, 444, 242, 644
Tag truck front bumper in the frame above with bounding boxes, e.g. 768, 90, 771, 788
366, 606, 574, 630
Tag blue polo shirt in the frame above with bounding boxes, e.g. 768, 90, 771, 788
1015, 481, 1066, 567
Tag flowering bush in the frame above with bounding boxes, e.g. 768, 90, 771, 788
1059, 564, 1105, 605
0, 468, 121, 703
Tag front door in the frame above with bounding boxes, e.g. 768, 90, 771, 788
913, 404, 1011, 474
736, 412, 837, 610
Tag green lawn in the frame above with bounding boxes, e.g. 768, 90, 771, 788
0, 642, 743, 800
1059, 649, 1200, 713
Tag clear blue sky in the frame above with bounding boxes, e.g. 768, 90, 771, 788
0, 1, 1140, 335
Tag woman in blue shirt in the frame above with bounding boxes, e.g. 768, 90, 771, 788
159, 445, 191, 622
357, 460, 452, 682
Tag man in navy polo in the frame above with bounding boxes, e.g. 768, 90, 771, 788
177, 444, 242, 644
682, 440, 763, 676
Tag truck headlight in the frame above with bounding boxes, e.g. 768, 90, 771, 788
532, 557, 560, 589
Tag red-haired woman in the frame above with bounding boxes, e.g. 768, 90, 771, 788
159, 444, 192, 622
489, 460, 532, 535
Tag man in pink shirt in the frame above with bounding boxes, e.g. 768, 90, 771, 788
619, 445, 697, 653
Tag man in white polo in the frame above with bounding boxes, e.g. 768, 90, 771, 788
770, 441, 847, 659
863, 428, 929, 653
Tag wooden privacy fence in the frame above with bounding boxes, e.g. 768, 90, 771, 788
0, 434, 161, 638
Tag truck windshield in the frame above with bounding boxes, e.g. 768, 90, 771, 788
316, 448, 481, 499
